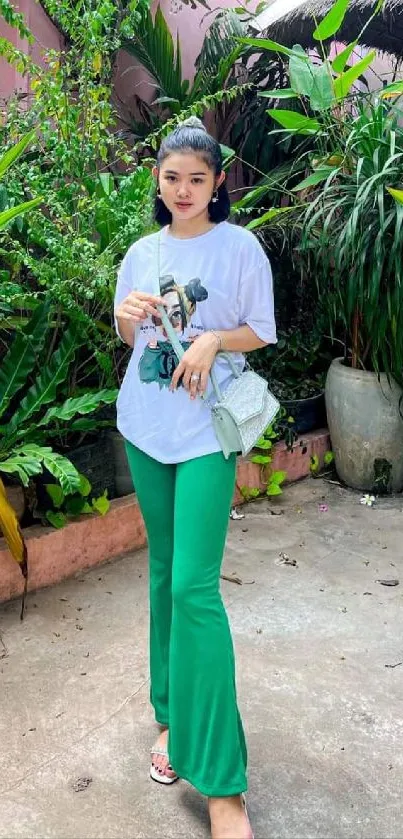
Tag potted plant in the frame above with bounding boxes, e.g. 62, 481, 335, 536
249, 327, 328, 433
242, 0, 403, 491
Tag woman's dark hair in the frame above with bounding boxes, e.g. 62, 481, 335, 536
154, 117, 230, 225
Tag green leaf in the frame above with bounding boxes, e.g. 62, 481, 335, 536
92, 492, 110, 516
267, 109, 321, 134
332, 41, 357, 73
37, 388, 118, 428
79, 474, 91, 497
0, 301, 50, 420
259, 89, 297, 99
333, 50, 376, 100
239, 37, 309, 60
292, 167, 338, 192
310, 63, 335, 111
270, 470, 287, 485
0, 452, 43, 486
324, 451, 335, 465
45, 484, 64, 508
65, 496, 87, 516
251, 455, 271, 464
310, 454, 320, 474
289, 50, 314, 98
0, 197, 42, 231
46, 510, 67, 529
7, 324, 83, 434
380, 81, 403, 99
14, 444, 81, 495
246, 206, 296, 231
266, 483, 283, 496
387, 187, 403, 205
0, 131, 37, 179
313, 0, 351, 41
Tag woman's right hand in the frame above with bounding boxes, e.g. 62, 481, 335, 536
115, 291, 166, 324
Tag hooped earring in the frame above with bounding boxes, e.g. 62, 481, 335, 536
157, 187, 162, 198
211, 189, 219, 203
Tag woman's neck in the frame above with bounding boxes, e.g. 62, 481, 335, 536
168, 213, 216, 239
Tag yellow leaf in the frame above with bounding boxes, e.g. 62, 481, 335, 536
0, 477, 28, 619
93, 53, 102, 75
387, 187, 403, 205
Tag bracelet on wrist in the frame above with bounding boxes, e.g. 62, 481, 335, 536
210, 330, 223, 351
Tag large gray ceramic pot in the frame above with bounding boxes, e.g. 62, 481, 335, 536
325, 358, 403, 492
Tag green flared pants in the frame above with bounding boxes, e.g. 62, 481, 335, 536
125, 441, 248, 797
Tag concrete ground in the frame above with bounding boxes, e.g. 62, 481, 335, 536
1, 477, 403, 839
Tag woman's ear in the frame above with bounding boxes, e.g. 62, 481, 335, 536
216, 170, 226, 189
152, 165, 158, 180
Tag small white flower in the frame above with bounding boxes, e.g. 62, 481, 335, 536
360, 494, 376, 507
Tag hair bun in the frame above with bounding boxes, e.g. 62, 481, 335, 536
177, 116, 207, 133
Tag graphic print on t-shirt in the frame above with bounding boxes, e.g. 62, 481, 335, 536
138, 274, 208, 389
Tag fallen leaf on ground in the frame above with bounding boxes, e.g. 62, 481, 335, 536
278, 551, 298, 567
72, 777, 93, 792
376, 579, 399, 587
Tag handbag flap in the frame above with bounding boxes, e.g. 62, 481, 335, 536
218, 371, 268, 424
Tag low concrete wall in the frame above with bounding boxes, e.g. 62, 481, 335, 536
0, 429, 330, 603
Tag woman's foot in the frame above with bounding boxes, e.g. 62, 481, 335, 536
150, 728, 178, 782
208, 795, 253, 839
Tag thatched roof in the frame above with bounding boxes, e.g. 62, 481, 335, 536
252, 0, 403, 58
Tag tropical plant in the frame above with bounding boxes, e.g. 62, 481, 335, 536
0, 302, 118, 488
0, 301, 117, 616
239, 0, 403, 382
42, 473, 110, 529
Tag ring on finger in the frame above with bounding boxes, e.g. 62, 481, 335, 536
190, 372, 201, 383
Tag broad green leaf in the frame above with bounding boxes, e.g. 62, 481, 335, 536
251, 455, 271, 464
0, 131, 36, 179
310, 455, 320, 473
37, 388, 118, 428
292, 167, 338, 192
313, 0, 351, 41
324, 451, 335, 465
15, 444, 81, 495
0, 197, 42, 231
259, 89, 297, 99
7, 324, 83, 433
0, 452, 44, 485
267, 109, 321, 134
310, 62, 335, 111
381, 81, 403, 99
387, 187, 403, 205
46, 510, 67, 529
65, 496, 87, 516
289, 51, 314, 98
79, 474, 91, 497
239, 37, 309, 60
332, 41, 357, 73
246, 206, 296, 231
45, 484, 64, 508
333, 50, 376, 100
270, 470, 287, 485
0, 301, 50, 420
266, 483, 283, 496
92, 492, 110, 516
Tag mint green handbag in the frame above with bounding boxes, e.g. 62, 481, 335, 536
153, 233, 280, 459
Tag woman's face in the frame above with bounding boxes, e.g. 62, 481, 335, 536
153, 152, 224, 223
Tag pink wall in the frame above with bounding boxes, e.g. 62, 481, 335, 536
0, 0, 62, 100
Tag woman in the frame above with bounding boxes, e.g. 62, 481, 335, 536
114, 117, 277, 839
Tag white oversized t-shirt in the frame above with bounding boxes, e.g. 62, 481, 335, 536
114, 221, 277, 464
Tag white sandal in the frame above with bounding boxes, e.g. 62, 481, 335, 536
150, 744, 179, 785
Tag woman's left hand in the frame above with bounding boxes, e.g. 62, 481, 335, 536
170, 332, 219, 399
